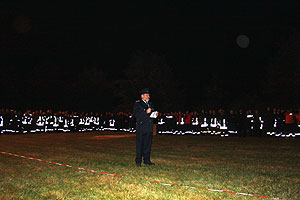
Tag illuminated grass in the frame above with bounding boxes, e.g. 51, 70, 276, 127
0, 132, 299, 199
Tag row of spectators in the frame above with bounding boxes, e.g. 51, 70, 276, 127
0, 107, 300, 138
158, 108, 300, 137
0, 109, 135, 134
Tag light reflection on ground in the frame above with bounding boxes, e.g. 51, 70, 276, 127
90, 135, 135, 140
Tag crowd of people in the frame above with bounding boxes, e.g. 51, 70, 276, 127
0, 107, 300, 138
0, 109, 135, 134
157, 108, 300, 137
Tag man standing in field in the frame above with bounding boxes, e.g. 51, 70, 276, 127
133, 88, 158, 167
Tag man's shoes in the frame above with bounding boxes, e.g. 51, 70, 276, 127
136, 163, 142, 167
144, 162, 155, 165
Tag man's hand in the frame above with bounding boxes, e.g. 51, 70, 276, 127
146, 108, 152, 114
155, 112, 159, 117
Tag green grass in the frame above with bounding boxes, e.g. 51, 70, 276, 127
0, 132, 299, 200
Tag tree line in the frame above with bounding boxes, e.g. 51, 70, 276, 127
1, 31, 299, 112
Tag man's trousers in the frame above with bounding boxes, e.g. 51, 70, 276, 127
136, 131, 153, 164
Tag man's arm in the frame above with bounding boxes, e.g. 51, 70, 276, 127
133, 102, 151, 120
148, 102, 159, 117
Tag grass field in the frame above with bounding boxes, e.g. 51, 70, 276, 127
0, 132, 299, 200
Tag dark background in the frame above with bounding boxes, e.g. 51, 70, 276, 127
0, 1, 300, 112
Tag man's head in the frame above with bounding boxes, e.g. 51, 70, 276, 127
139, 88, 150, 102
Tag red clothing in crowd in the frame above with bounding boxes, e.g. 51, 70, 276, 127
184, 113, 192, 125
295, 113, 300, 124
177, 113, 182, 124
285, 112, 295, 124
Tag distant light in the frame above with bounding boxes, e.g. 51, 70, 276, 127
236, 35, 250, 48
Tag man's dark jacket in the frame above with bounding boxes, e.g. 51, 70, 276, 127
133, 100, 154, 133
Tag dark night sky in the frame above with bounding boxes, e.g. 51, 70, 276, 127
0, 1, 299, 111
